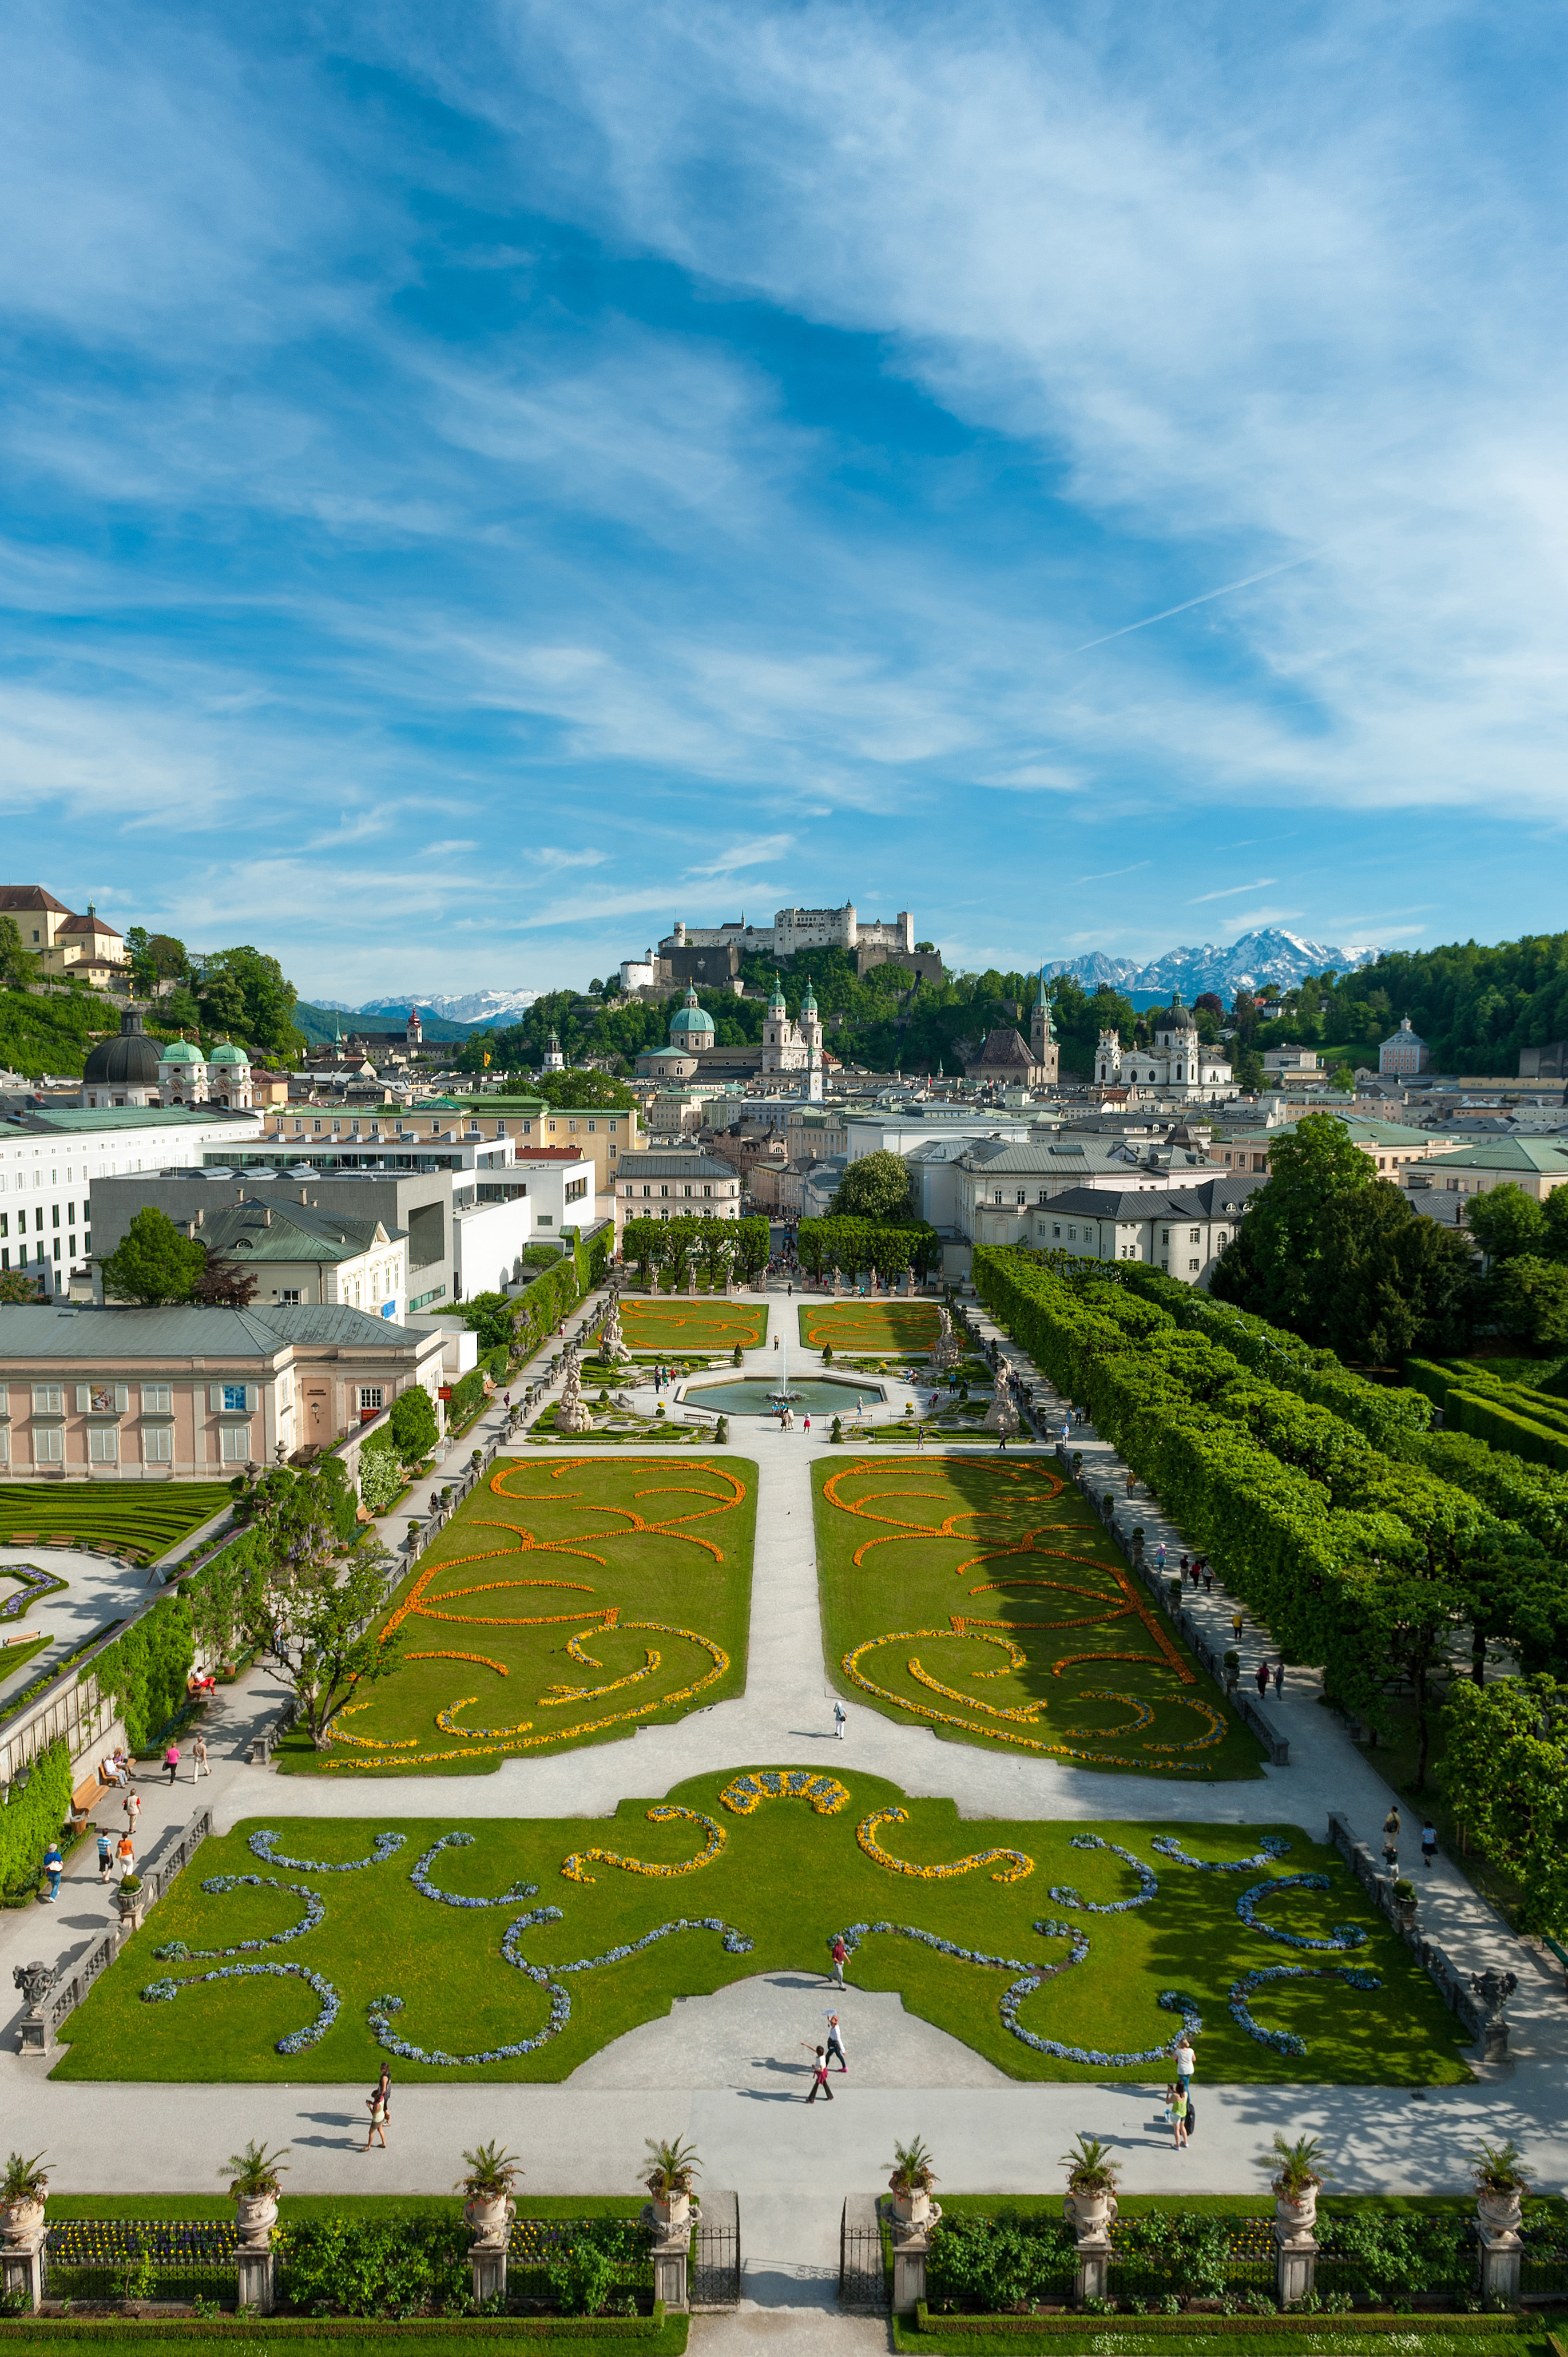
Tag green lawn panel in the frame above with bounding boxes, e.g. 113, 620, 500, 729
814, 1453, 1265, 1780
53, 1776, 1470, 2086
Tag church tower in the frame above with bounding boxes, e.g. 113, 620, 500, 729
1096, 1027, 1122, 1085
1029, 970, 1059, 1085
799, 978, 823, 1056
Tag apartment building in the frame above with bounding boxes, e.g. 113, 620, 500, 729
0, 1103, 259, 1295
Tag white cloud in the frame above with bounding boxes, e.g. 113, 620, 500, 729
1188, 878, 1279, 905
687, 833, 795, 878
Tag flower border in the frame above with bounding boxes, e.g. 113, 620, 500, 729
856, 1805, 1034, 1884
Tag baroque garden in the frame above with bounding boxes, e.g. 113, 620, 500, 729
47, 1274, 1479, 2097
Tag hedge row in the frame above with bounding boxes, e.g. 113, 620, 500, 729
972, 1251, 1552, 1728
0, 1736, 72, 1896
1119, 1269, 1568, 1561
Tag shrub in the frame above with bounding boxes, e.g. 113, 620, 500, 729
280, 2216, 470, 2317
447, 1368, 487, 1427
545, 2222, 640, 2317
388, 1386, 439, 1462
927, 2212, 1074, 2312
358, 1448, 404, 1515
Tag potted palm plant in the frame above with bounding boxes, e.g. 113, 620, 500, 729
458, 2141, 522, 2239
886, 2137, 939, 2227
1267, 2134, 1329, 2233
225, 2141, 289, 2241
1061, 2135, 1120, 2233
642, 2137, 700, 2233
1472, 2140, 1531, 2237
0, 2152, 49, 2240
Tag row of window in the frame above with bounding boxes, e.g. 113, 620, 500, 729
3, 1425, 252, 1466
624, 1181, 733, 1197
0, 1202, 84, 1234
10, 1381, 260, 1416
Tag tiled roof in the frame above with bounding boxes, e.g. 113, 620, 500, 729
1416, 1138, 1568, 1172
0, 1303, 434, 1359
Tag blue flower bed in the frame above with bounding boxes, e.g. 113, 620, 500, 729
1227, 1962, 1383, 2055
249, 1828, 406, 1872
140, 1957, 340, 2054
153, 1874, 325, 1962
1050, 1834, 1159, 1913
410, 1829, 538, 1908
1236, 1874, 1367, 1953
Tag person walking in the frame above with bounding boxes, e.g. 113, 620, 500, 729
1231, 1608, 1245, 1642
803, 2044, 835, 2102
1179, 1555, 1189, 1582
824, 2011, 848, 2073
1202, 1565, 1214, 1594
1155, 1543, 1167, 1573
1382, 1810, 1401, 1872
1255, 1658, 1270, 1699
41, 1840, 63, 1903
1421, 1820, 1438, 1870
1272, 1660, 1285, 1699
832, 1699, 847, 1740
164, 1743, 181, 1785
1173, 2033, 1196, 2093
116, 1828, 135, 1877
829, 1935, 848, 1989
804, 1414, 811, 1436
192, 1733, 210, 1782
364, 2064, 391, 2150
122, 1789, 141, 1836
97, 1828, 113, 1883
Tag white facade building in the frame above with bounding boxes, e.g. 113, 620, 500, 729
0, 1105, 260, 1296
1095, 997, 1235, 1098
509, 1150, 595, 1237
661, 902, 915, 962
452, 1192, 535, 1297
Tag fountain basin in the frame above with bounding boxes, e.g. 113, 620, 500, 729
679, 1375, 890, 1417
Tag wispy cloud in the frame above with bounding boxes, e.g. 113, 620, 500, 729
1076, 861, 1150, 886
687, 834, 796, 878
1188, 878, 1279, 904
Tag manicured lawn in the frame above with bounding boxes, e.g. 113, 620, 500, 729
815, 1454, 1265, 1780
799, 1300, 943, 1355
277, 1455, 756, 1776
53, 1773, 1471, 2086
0, 1482, 231, 1561
618, 1297, 768, 1352
896, 2330, 1549, 2356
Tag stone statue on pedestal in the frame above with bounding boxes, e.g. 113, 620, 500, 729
555, 1344, 595, 1435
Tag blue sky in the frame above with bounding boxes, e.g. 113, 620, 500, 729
3, 0, 1566, 999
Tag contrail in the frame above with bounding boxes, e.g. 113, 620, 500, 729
1070, 549, 1325, 654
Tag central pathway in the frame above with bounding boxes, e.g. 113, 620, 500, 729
3, 1281, 1565, 2344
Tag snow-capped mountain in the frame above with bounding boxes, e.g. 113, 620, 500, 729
1043, 928, 1382, 999
321, 990, 541, 1025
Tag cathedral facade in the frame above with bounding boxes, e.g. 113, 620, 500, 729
1096, 996, 1236, 1099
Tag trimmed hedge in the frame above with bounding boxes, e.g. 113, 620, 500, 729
0, 1736, 72, 1898
907, 2306, 1527, 2337
0, 2318, 673, 2344
972, 1249, 1551, 1729
1447, 1391, 1568, 1473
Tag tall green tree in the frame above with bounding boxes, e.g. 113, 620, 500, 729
1490, 1256, 1568, 1350
0, 915, 37, 986
1465, 1184, 1546, 1265
829, 1150, 915, 1223
279, 1549, 404, 1747
1212, 1113, 1372, 1333
100, 1207, 207, 1304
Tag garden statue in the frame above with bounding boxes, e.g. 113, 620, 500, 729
686, 1267, 698, 1297
982, 1356, 1021, 1440
831, 1264, 844, 1296
597, 1299, 632, 1367
555, 1344, 595, 1435
931, 1306, 963, 1373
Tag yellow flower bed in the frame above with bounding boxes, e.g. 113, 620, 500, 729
856, 1804, 1034, 1883
561, 1804, 727, 1884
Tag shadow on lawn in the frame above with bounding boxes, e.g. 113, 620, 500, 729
823, 1451, 1263, 1776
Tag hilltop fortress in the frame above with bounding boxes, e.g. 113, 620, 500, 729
620, 902, 938, 994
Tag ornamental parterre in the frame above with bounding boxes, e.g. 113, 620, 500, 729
720, 1771, 850, 1815
1236, 1874, 1368, 1953
1049, 1834, 1158, 1913
856, 1805, 1034, 1884
1227, 1963, 1383, 2056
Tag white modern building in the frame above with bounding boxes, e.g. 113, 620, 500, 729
0, 1103, 261, 1295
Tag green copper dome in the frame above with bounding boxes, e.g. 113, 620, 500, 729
157, 1036, 202, 1065
207, 1039, 249, 1065
669, 985, 715, 1042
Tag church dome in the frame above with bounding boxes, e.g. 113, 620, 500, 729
1161, 995, 1198, 1031
158, 1036, 202, 1066
207, 1038, 249, 1066
669, 986, 715, 1043
83, 1012, 162, 1087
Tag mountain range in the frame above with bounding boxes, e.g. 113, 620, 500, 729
1042, 927, 1382, 999
311, 989, 541, 1025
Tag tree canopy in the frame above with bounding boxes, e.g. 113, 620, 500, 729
99, 1207, 209, 1305
1211, 1113, 1473, 1362
828, 1150, 915, 1224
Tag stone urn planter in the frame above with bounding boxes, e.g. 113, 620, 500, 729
1478, 2188, 1522, 2239
1066, 2188, 1117, 2237
0, 2197, 45, 2243
890, 2185, 933, 2229
1276, 2188, 1318, 2237
235, 2193, 279, 2243
648, 2188, 692, 2236
463, 2193, 512, 2242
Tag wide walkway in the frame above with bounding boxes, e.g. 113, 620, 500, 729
3, 1280, 1565, 2338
